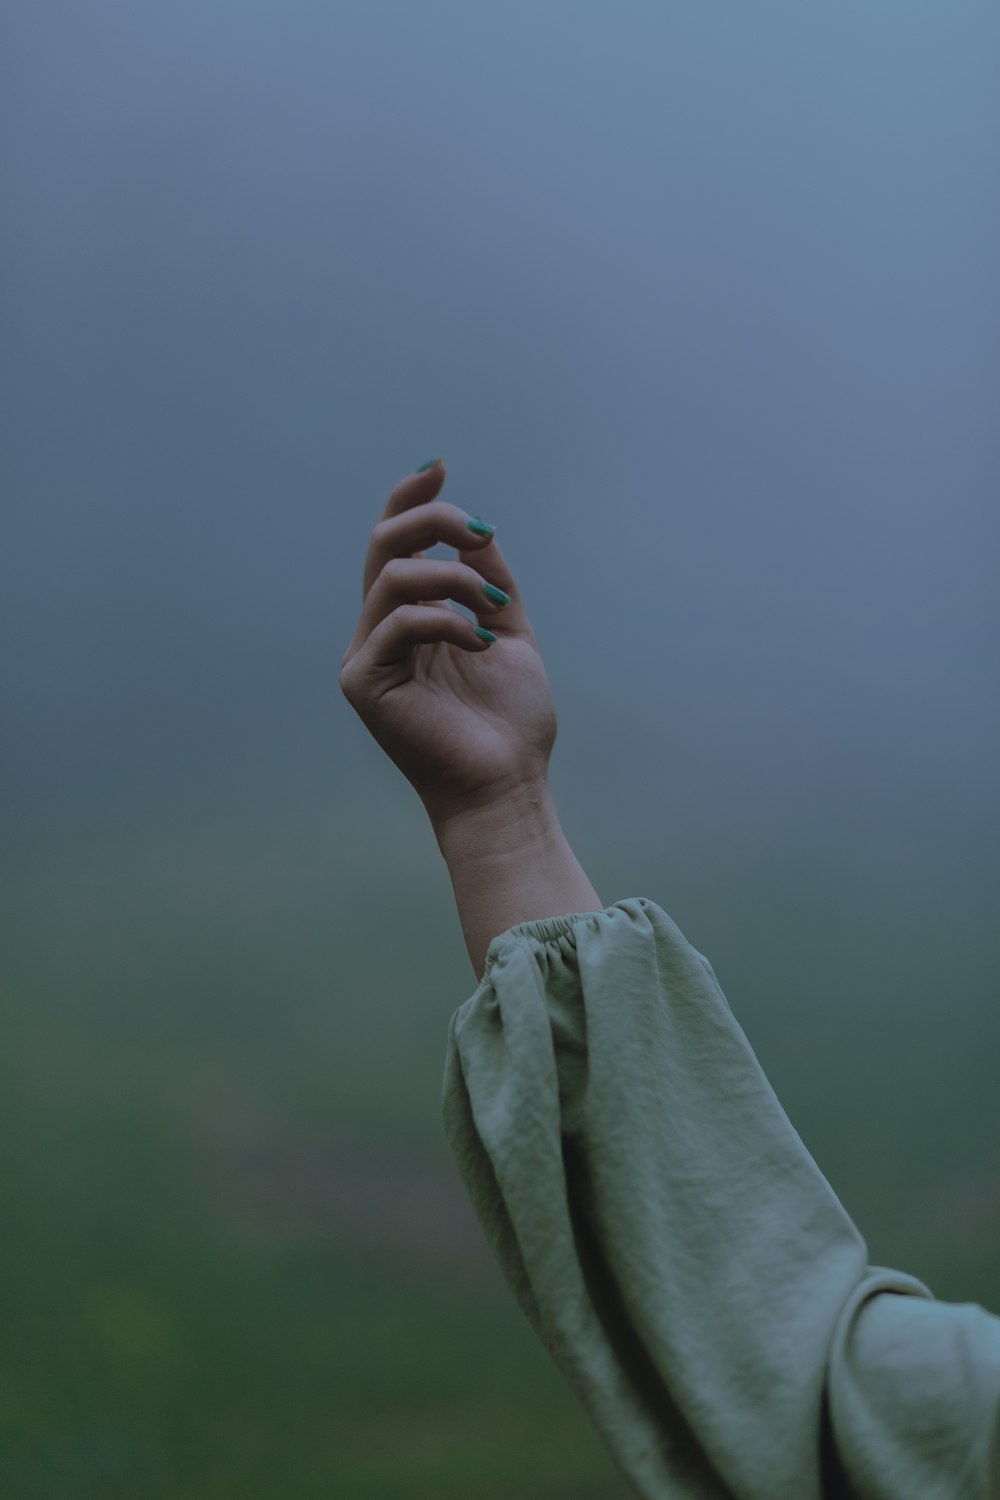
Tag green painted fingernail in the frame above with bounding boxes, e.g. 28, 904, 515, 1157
482, 581, 510, 608
474, 626, 498, 644
466, 516, 496, 538
415, 456, 442, 472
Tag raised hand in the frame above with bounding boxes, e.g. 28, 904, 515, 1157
339, 460, 558, 829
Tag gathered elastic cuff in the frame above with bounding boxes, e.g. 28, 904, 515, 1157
481, 897, 652, 980
478, 897, 719, 996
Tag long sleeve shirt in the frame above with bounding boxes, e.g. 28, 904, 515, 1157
442, 896, 1000, 1499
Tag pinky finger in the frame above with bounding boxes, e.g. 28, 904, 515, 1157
363, 603, 496, 671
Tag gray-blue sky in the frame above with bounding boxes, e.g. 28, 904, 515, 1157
4, 0, 998, 858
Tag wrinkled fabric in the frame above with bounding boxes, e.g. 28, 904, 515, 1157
442, 896, 1000, 1499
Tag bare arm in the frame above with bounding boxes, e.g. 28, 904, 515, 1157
339, 457, 600, 976
432, 781, 601, 980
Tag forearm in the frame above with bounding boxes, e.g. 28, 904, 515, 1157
431, 781, 602, 981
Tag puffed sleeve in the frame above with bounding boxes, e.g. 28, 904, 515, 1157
442, 896, 1000, 1500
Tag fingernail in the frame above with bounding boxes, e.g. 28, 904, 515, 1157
482, 581, 510, 608
415, 456, 442, 472
466, 516, 496, 538
474, 626, 498, 645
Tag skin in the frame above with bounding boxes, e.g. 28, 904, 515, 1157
340, 460, 602, 979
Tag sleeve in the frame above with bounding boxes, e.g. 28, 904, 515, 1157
441, 896, 1000, 1500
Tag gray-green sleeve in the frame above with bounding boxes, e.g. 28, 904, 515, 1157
442, 896, 1000, 1499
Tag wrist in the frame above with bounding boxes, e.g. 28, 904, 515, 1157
429, 778, 559, 868
429, 778, 602, 980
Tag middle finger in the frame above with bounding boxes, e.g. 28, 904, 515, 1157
362, 499, 497, 600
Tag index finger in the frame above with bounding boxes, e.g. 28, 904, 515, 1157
380, 458, 449, 520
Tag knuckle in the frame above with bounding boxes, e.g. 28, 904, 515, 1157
443, 500, 472, 531
389, 601, 419, 627
419, 499, 459, 541
408, 601, 437, 623
338, 662, 359, 700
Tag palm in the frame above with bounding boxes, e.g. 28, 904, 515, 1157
370, 628, 557, 809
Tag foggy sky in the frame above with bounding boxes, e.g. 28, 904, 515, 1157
4, 0, 998, 858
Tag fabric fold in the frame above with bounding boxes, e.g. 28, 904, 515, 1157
442, 896, 1000, 1499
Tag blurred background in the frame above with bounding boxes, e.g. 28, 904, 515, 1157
3, 2, 998, 1495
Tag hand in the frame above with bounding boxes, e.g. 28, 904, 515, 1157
339, 461, 558, 828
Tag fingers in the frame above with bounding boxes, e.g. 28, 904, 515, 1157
456, 531, 521, 611
345, 461, 534, 672
341, 604, 494, 686
363, 463, 530, 624
364, 513, 531, 640
360, 557, 511, 638
363, 499, 497, 597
